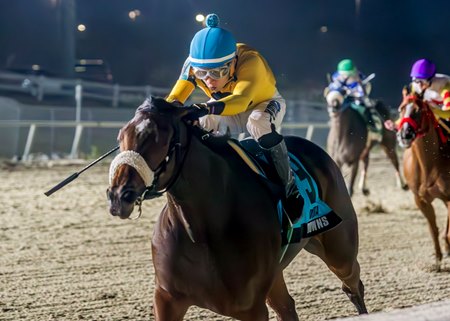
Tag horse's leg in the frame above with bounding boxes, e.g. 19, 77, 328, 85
266, 272, 299, 321
414, 195, 442, 268
305, 227, 367, 314
153, 287, 189, 321
358, 142, 375, 196
380, 142, 408, 190
444, 201, 450, 256
347, 162, 359, 197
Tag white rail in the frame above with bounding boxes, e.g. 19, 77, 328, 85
0, 121, 330, 160
0, 120, 124, 160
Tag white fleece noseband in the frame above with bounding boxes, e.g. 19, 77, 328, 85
109, 150, 154, 186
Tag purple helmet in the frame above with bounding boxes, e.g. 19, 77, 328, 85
410, 58, 436, 79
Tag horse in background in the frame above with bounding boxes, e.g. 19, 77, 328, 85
327, 98, 407, 196
396, 90, 450, 269
107, 97, 367, 320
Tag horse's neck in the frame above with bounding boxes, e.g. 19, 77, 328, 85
165, 135, 242, 241
331, 108, 365, 141
412, 125, 447, 170
169, 134, 231, 201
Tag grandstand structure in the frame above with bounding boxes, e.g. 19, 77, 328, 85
0, 70, 330, 160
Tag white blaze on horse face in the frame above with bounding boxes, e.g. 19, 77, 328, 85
400, 103, 415, 133
404, 103, 414, 118
134, 118, 159, 142
135, 118, 150, 134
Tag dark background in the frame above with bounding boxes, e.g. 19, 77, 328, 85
1, 0, 449, 107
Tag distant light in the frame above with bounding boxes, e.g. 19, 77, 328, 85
77, 24, 86, 32
320, 26, 328, 33
195, 14, 205, 23
129, 9, 141, 21
32, 64, 41, 71
355, 0, 361, 18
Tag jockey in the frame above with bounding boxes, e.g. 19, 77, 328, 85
409, 58, 450, 111
384, 58, 450, 131
166, 14, 299, 203
325, 59, 387, 135
325, 59, 373, 108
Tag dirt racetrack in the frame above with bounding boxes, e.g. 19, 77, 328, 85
1, 152, 450, 321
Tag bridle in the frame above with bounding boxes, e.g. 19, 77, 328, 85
111, 112, 192, 219
397, 95, 446, 143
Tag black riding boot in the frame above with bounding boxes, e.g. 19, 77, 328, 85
264, 139, 296, 197
259, 133, 303, 224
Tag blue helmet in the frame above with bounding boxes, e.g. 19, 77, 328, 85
189, 14, 237, 68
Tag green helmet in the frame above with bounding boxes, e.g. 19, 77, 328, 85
337, 59, 356, 75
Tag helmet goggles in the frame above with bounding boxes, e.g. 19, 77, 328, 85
412, 78, 430, 86
192, 62, 232, 80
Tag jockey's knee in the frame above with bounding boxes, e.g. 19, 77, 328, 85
247, 112, 273, 140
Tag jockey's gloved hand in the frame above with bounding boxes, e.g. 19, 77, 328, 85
183, 103, 210, 122
189, 103, 210, 116
171, 100, 184, 107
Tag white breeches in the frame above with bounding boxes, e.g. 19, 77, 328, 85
199, 91, 286, 140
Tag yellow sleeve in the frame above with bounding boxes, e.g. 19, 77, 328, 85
431, 107, 450, 119
217, 55, 275, 116
166, 79, 195, 104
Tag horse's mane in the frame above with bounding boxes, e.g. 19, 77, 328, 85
130, 97, 241, 157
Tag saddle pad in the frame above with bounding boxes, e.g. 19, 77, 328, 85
228, 139, 340, 239
288, 153, 339, 237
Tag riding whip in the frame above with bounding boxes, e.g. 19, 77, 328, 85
44, 146, 119, 196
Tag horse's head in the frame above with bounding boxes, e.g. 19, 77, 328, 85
396, 89, 431, 148
106, 97, 201, 219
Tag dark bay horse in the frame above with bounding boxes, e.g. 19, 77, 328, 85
327, 99, 407, 196
396, 91, 450, 269
107, 97, 367, 320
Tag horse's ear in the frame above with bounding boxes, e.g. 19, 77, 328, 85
402, 86, 409, 98
136, 98, 152, 114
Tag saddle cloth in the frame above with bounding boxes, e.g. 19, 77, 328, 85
227, 138, 342, 253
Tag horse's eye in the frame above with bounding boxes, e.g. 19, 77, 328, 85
122, 191, 138, 203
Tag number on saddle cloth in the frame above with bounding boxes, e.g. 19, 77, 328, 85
237, 138, 341, 242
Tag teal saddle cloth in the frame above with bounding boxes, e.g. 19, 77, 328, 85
238, 138, 342, 247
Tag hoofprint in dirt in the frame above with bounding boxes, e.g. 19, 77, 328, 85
1, 154, 449, 321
